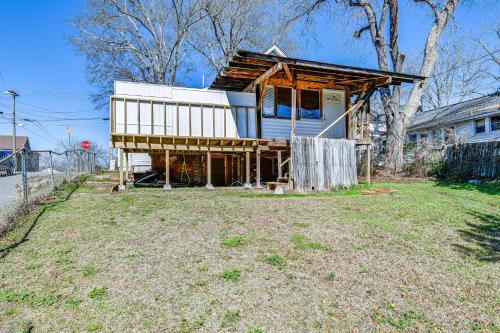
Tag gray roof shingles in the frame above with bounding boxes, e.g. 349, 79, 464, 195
409, 92, 500, 131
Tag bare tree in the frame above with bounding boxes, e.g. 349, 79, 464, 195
189, 0, 292, 74
474, 22, 500, 83
69, 0, 205, 106
288, 0, 460, 174
422, 40, 497, 109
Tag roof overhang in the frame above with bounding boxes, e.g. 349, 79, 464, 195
210, 50, 425, 92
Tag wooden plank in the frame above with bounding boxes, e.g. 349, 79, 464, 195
283, 64, 292, 81
244, 62, 283, 92
291, 88, 297, 137
165, 149, 170, 186
245, 151, 251, 185
256, 148, 262, 188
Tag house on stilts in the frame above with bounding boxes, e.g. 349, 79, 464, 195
110, 47, 423, 192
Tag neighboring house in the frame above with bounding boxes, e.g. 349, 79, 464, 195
110, 47, 422, 190
0, 135, 40, 172
408, 92, 500, 147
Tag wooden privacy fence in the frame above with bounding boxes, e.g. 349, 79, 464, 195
444, 141, 500, 181
291, 137, 357, 192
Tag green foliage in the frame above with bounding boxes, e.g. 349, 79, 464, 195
426, 159, 447, 179
222, 235, 247, 248
0, 289, 32, 302
88, 287, 106, 299
66, 297, 83, 309
25, 262, 43, 270
221, 310, 241, 328
221, 269, 241, 281
82, 265, 101, 277
28, 292, 58, 307
266, 253, 286, 268
325, 272, 336, 282
291, 234, 328, 250
87, 322, 102, 332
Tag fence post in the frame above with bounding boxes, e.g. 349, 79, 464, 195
65, 152, 72, 181
49, 151, 55, 190
21, 149, 28, 202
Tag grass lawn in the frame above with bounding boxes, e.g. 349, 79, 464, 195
0, 177, 498, 332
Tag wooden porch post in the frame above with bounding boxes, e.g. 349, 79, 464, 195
366, 144, 371, 184
125, 152, 129, 180
290, 87, 297, 190
237, 153, 241, 183
206, 150, 214, 189
118, 148, 125, 190
256, 148, 262, 189
244, 151, 252, 189
277, 151, 282, 178
163, 150, 172, 190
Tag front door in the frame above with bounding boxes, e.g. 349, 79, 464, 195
322, 90, 346, 139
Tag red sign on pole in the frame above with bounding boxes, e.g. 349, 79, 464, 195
81, 140, 90, 150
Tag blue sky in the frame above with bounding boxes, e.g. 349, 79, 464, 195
0, 1, 497, 151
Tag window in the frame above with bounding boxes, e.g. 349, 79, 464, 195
474, 119, 485, 134
444, 127, 454, 141
299, 89, 321, 119
491, 115, 500, 131
408, 134, 417, 143
276, 87, 292, 118
419, 133, 428, 145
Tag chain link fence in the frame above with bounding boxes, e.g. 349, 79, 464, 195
0, 148, 96, 235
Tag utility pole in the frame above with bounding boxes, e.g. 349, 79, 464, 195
3, 90, 19, 171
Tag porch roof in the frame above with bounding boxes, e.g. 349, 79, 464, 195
210, 50, 425, 92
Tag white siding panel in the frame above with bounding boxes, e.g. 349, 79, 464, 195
115, 100, 125, 133
247, 108, 257, 138
202, 106, 214, 137
126, 100, 138, 134
178, 105, 190, 136
140, 101, 152, 134
297, 120, 324, 136
191, 105, 202, 137
236, 107, 247, 138
152, 102, 164, 135
214, 107, 225, 137
226, 107, 237, 138
262, 118, 292, 140
166, 103, 177, 135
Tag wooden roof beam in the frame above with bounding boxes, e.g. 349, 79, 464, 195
244, 62, 283, 92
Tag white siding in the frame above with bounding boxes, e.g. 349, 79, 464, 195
191, 105, 202, 137
152, 102, 164, 135
139, 101, 151, 134
112, 81, 256, 139
126, 100, 138, 134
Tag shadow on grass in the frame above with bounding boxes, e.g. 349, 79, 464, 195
435, 181, 500, 196
454, 210, 499, 263
0, 179, 83, 259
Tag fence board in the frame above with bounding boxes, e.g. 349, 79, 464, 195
444, 141, 500, 180
291, 137, 357, 192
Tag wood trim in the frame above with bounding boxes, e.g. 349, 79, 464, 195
244, 62, 283, 92
137, 99, 140, 134
124, 98, 127, 133
176, 102, 179, 136
163, 101, 167, 136
150, 100, 154, 135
